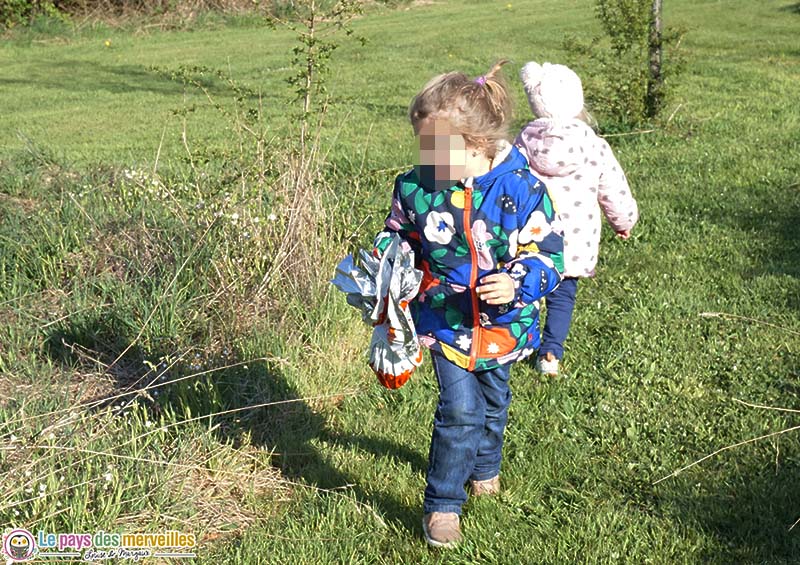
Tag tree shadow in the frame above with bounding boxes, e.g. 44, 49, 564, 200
0, 59, 283, 101
707, 180, 800, 310
778, 2, 800, 14
660, 462, 800, 563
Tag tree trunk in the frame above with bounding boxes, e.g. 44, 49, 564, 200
645, 0, 663, 118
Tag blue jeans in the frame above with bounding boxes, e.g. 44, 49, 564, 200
423, 353, 512, 515
540, 277, 579, 360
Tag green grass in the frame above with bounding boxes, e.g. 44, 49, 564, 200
2, 0, 800, 563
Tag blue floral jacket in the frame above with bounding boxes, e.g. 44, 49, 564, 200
374, 144, 564, 371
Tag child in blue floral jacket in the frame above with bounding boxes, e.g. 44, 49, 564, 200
373, 61, 564, 548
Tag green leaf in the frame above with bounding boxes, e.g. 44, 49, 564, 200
414, 190, 430, 214
400, 181, 416, 197
455, 245, 469, 257
430, 248, 447, 260
542, 193, 553, 218
551, 252, 565, 273
511, 322, 523, 337
473, 190, 484, 209
445, 306, 463, 329
433, 192, 445, 208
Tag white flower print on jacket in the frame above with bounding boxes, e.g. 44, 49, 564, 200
518, 210, 552, 244
424, 210, 457, 245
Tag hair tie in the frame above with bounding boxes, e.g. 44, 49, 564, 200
474, 76, 486, 86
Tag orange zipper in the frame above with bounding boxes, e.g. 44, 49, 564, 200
463, 183, 480, 371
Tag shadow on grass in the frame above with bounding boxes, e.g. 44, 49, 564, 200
209, 360, 426, 536
0, 60, 283, 101
778, 2, 800, 14
661, 464, 800, 562
708, 180, 800, 310
43, 312, 170, 412
43, 317, 425, 535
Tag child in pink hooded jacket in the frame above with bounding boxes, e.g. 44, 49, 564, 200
514, 61, 639, 376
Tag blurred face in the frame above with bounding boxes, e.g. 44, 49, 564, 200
413, 117, 467, 191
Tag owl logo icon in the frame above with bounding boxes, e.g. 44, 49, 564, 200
2, 529, 36, 562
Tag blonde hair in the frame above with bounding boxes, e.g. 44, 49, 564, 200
409, 60, 512, 159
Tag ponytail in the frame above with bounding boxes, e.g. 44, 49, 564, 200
409, 60, 513, 159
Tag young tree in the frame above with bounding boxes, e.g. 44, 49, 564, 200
564, 0, 683, 129
646, 0, 663, 118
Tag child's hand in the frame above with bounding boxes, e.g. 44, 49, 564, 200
476, 273, 515, 305
616, 229, 631, 240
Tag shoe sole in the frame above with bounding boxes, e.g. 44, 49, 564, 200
422, 521, 459, 549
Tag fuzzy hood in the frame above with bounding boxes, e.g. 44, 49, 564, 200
515, 118, 595, 178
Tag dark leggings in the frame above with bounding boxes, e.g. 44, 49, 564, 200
540, 277, 579, 360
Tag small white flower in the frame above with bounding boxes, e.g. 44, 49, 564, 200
13, 509, 19, 516
10, 434, 17, 442
24, 470, 31, 477
145, 421, 153, 428
25, 487, 33, 494
48, 432, 55, 440
486, 342, 500, 354
252, 217, 260, 223
231, 213, 239, 221
104, 472, 113, 482
268, 213, 277, 221
38, 484, 46, 492
456, 334, 472, 351
424, 211, 456, 245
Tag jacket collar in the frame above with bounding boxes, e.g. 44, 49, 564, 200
470, 141, 525, 190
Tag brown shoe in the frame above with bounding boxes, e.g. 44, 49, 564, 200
422, 512, 461, 548
470, 475, 500, 497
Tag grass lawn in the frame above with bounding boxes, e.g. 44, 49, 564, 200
1, 0, 800, 563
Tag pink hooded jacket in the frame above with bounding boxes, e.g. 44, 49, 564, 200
515, 118, 639, 278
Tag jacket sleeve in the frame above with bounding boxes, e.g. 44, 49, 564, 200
596, 138, 639, 233
373, 175, 423, 263
501, 177, 564, 305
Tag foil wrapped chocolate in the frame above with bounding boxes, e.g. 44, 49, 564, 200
331, 235, 423, 389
